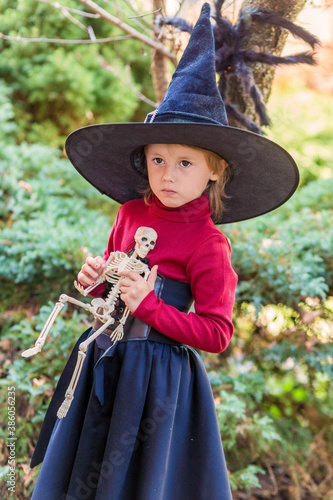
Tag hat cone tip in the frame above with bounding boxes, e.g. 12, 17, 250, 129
201, 2, 211, 16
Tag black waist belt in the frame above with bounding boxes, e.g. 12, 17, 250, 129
93, 273, 193, 347
93, 318, 183, 346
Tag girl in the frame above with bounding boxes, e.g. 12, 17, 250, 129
29, 4, 298, 499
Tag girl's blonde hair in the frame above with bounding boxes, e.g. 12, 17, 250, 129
141, 145, 230, 221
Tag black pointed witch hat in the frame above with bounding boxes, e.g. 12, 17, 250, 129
65, 2, 299, 224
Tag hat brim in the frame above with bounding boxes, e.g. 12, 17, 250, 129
65, 122, 299, 224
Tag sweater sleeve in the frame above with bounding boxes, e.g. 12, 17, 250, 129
132, 234, 237, 353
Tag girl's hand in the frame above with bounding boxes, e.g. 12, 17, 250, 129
77, 256, 107, 287
118, 265, 158, 312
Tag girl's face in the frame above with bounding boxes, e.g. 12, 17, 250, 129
145, 144, 218, 208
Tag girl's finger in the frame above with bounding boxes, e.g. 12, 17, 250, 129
82, 263, 99, 279
147, 265, 158, 290
120, 277, 135, 287
118, 269, 140, 281
78, 272, 95, 286
86, 256, 105, 270
94, 256, 107, 269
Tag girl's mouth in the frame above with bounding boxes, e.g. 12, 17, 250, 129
162, 189, 177, 194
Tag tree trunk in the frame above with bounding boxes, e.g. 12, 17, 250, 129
151, 0, 172, 104
228, 0, 308, 124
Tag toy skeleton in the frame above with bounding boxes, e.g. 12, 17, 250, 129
22, 226, 158, 418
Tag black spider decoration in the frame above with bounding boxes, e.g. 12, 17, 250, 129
162, 0, 320, 134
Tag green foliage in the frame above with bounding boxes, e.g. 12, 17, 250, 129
0, 80, 17, 140
213, 370, 284, 457
0, 93, 119, 305
229, 465, 265, 492
223, 178, 333, 310
209, 334, 333, 495
267, 85, 333, 185
0, 0, 154, 146
1, 153, 117, 303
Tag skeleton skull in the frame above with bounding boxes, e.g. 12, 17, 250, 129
134, 227, 158, 258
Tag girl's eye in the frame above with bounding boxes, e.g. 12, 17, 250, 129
153, 157, 164, 165
180, 160, 192, 167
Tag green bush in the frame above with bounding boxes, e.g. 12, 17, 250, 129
0, 89, 119, 304
267, 85, 333, 185
0, 147, 117, 303
0, 80, 17, 140
0, 0, 154, 145
223, 180, 333, 310
207, 321, 333, 495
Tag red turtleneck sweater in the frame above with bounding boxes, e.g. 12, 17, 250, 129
89, 194, 237, 353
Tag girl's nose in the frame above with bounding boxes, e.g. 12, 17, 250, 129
162, 165, 175, 182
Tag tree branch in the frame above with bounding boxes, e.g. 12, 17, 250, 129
100, 59, 158, 108
75, 0, 176, 64
36, 0, 100, 18
55, 4, 89, 33
0, 33, 132, 44
101, 0, 153, 33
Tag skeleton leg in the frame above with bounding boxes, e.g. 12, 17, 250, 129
57, 317, 115, 419
21, 294, 97, 358
21, 296, 68, 357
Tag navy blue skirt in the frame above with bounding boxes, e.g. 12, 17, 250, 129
31, 329, 232, 500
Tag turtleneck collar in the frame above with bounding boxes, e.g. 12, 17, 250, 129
150, 193, 213, 222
